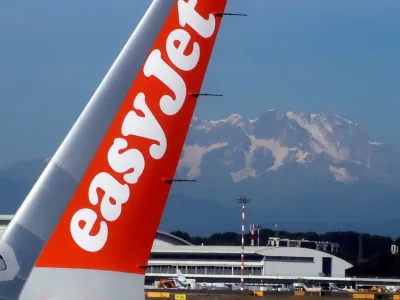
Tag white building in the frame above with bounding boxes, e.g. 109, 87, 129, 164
150, 232, 352, 280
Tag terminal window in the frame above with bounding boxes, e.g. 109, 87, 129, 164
264, 256, 314, 263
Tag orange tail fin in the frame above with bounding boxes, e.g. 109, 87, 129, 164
0, 0, 228, 299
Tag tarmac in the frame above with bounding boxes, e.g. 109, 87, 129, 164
145, 290, 396, 300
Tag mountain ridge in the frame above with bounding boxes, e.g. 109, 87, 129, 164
179, 110, 400, 185
1, 110, 400, 235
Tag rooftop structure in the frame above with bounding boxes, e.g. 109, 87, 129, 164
267, 237, 340, 254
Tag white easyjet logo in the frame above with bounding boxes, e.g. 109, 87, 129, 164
70, 0, 217, 252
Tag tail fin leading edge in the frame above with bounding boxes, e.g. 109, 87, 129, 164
0, 0, 228, 299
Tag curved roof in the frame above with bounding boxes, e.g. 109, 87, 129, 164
256, 246, 353, 269
154, 231, 193, 246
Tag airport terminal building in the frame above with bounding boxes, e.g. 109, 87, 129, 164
149, 231, 353, 283
1, 216, 354, 284
5, 215, 400, 287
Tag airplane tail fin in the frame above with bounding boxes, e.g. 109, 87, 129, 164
0, 0, 228, 299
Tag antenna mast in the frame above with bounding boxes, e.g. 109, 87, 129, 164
250, 224, 255, 246
256, 224, 261, 246
237, 196, 251, 291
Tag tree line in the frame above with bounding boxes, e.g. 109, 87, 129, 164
170, 229, 400, 277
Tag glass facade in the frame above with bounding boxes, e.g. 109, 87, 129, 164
146, 265, 263, 276
264, 256, 314, 263
322, 257, 332, 277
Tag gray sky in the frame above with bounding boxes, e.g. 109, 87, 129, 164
1, 0, 400, 167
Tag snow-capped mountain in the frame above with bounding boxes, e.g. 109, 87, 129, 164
177, 110, 400, 185
159, 110, 400, 234
2, 110, 400, 235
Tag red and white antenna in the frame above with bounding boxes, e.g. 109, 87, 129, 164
250, 224, 255, 246
237, 196, 251, 291
256, 224, 261, 246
